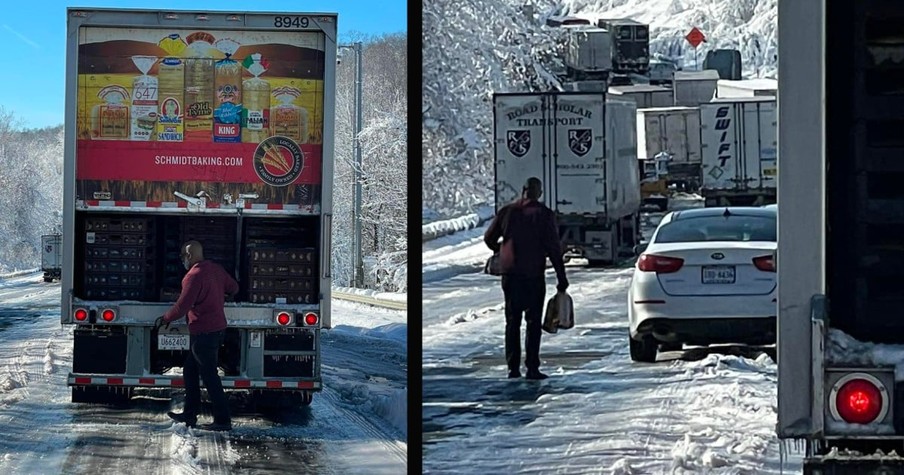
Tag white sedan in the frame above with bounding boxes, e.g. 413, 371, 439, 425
627, 206, 777, 362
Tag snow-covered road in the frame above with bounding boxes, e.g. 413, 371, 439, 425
422, 208, 804, 474
0, 272, 407, 474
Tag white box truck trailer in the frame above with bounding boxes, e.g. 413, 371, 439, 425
42, 234, 62, 282
699, 97, 777, 207
63, 8, 336, 407
777, 0, 904, 472
636, 106, 702, 191
564, 26, 612, 80
493, 92, 641, 266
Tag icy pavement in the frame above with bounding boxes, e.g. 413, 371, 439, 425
0, 272, 406, 474
422, 214, 802, 474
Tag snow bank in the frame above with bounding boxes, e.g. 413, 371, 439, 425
333, 286, 407, 305
422, 206, 495, 242
371, 388, 407, 436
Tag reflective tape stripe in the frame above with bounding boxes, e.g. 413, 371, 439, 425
79, 201, 294, 209
69, 376, 319, 389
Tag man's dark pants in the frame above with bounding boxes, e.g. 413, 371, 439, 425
502, 275, 546, 373
183, 330, 230, 425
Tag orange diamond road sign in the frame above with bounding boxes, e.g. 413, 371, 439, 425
686, 27, 705, 48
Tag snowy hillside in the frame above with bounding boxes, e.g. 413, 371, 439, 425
422, 0, 777, 216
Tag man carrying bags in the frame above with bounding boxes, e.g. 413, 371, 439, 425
485, 177, 569, 380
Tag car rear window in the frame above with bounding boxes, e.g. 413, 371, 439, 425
654, 215, 776, 243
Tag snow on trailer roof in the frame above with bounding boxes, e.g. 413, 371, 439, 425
597, 18, 647, 26
609, 84, 672, 94
717, 78, 778, 90
827, 328, 904, 382
674, 70, 721, 81
709, 95, 776, 103
637, 105, 699, 113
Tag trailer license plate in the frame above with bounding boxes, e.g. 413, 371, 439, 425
158, 334, 189, 351
702, 265, 735, 284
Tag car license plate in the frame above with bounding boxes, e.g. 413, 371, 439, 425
158, 333, 189, 351
702, 265, 736, 284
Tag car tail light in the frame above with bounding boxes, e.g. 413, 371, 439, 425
303, 312, 319, 326
275, 311, 292, 326
753, 255, 776, 272
830, 374, 888, 425
637, 254, 684, 273
74, 308, 88, 322
101, 308, 116, 322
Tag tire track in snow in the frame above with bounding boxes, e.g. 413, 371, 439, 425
321, 387, 409, 465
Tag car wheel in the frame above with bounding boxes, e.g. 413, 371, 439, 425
629, 334, 657, 362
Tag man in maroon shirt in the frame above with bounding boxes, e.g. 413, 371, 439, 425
155, 240, 238, 431
485, 177, 569, 380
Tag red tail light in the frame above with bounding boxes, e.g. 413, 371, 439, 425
74, 308, 88, 322
637, 254, 684, 273
304, 312, 319, 326
101, 309, 116, 322
752, 255, 776, 272
831, 375, 887, 425
276, 312, 292, 326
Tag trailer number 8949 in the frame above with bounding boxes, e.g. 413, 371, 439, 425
274, 16, 310, 28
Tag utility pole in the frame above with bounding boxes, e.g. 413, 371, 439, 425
353, 41, 364, 289
340, 42, 365, 288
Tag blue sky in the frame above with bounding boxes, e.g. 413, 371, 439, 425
3, 1, 407, 128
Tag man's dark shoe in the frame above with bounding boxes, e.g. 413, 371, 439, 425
525, 370, 549, 380
167, 411, 197, 428
507, 369, 522, 379
198, 422, 232, 432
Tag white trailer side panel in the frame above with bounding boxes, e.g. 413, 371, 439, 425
777, 0, 824, 438
700, 98, 777, 192
565, 27, 612, 73
41, 235, 62, 271
493, 93, 609, 216
605, 100, 641, 219
700, 102, 740, 190
493, 94, 553, 210
743, 100, 778, 189
553, 95, 608, 214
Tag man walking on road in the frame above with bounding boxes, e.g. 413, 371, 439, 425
155, 240, 238, 431
485, 177, 569, 380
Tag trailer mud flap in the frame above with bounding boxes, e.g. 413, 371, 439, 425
73, 328, 127, 374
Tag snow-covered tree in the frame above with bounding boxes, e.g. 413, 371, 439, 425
333, 33, 408, 292
0, 107, 64, 272
423, 0, 565, 217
